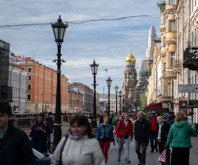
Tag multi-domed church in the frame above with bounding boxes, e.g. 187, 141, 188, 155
122, 49, 138, 111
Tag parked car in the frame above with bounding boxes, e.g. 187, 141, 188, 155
33, 148, 51, 165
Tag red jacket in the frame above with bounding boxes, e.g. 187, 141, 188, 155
114, 120, 133, 138
150, 117, 157, 132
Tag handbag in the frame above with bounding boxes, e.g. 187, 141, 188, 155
157, 149, 166, 163
58, 136, 68, 165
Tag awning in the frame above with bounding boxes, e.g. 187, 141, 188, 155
143, 102, 162, 110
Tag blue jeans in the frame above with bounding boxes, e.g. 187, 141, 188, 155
118, 137, 131, 160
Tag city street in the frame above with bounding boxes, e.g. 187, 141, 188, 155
59, 125, 198, 165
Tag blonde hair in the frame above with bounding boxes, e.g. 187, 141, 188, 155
157, 116, 165, 124
175, 111, 187, 122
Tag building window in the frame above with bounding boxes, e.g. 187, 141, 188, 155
28, 68, 32, 72
28, 76, 31, 80
28, 94, 31, 100
170, 52, 175, 67
28, 84, 31, 90
169, 20, 176, 32
169, 0, 175, 4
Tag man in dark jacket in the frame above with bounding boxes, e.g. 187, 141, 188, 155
0, 101, 35, 165
150, 111, 158, 152
45, 113, 54, 153
166, 112, 175, 126
135, 111, 150, 165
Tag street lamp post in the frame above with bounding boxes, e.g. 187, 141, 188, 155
122, 94, 125, 112
90, 60, 99, 128
51, 15, 68, 148
114, 85, 119, 114
119, 90, 122, 114
106, 77, 112, 116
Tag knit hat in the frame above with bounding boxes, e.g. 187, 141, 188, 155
157, 116, 166, 123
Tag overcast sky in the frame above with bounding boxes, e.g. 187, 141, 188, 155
0, 0, 161, 94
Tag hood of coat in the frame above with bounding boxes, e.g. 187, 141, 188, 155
174, 121, 188, 128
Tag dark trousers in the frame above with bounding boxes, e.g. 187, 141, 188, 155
171, 148, 189, 165
158, 142, 166, 165
150, 132, 158, 151
135, 140, 148, 165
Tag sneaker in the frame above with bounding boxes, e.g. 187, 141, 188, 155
125, 159, 131, 163
117, 157, 120, 162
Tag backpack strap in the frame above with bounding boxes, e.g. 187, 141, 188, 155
59, 136, 68, 165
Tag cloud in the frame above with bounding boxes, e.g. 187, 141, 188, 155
0, 0, 161, 93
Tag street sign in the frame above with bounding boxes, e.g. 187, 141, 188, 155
178, 84, 198, 93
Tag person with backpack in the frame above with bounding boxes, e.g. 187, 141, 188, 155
50, 115, 104, 165
115, 113, 133, 163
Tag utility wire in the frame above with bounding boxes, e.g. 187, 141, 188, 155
0, 14, 160, 28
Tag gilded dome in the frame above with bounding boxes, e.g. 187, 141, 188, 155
125, 50, 136, 63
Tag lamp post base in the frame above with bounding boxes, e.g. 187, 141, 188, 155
91, 119, 97, 128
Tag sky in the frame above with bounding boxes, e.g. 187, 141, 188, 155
0, 0, 161, 94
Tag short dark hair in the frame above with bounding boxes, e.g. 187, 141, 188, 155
0, 100, 12, 116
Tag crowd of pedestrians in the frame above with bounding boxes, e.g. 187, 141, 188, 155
0, 100, 197, 165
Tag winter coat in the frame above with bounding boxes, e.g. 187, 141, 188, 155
166, 117, 174, 126
134, 118, 150, 142
29, 122, 49, 153
166, 121, 196, 148
96, 123, 114, 141
157, 122, 170, 144
114, 120, 133, 138
50, 135, 105, 165
150, 117, 157, 132
0, 123, 35, 165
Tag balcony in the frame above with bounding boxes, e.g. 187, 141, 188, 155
162, 70, 176, 79
161, 96, 171, 102
183, 47, 198, 70
174, 60, 182, 74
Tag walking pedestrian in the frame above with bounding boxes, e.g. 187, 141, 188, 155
166, 112, 175, 126
156, 116, 170, 165
96, 115, 115, 164
135, 111, 150, 165
165, 111, 196, 165
45, 112, 54, 153
51, 115, 104, 165
115, 113, 133, 163
150, 111, 158, 153
0, 101, 35, 165
30, 113, 49, 153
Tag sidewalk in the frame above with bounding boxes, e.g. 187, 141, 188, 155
107, 140, 160, 165
107, 137, 198, 165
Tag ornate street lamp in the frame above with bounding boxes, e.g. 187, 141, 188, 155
51, 15, 68, 148
119, 91, 122, 114
90, 60, 99, 128
114, 85, 119, 114
106, 77, 112, 116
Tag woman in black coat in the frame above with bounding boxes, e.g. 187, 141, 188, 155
157, 116, 170, 165
30, 113, 49, 153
